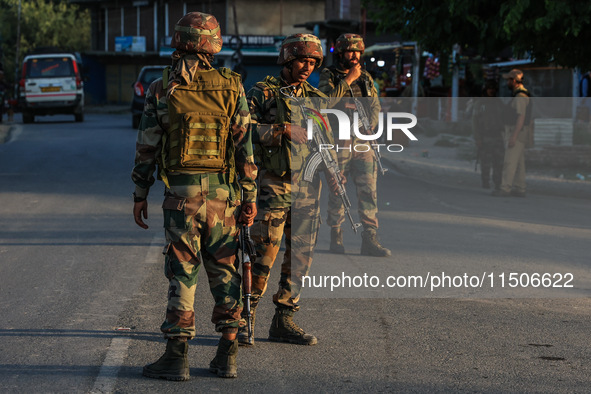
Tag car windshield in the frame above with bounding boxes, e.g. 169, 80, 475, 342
27, 57, 74, 78
141, 69, 165, 84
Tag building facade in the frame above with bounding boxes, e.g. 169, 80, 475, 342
72, 0, 333, 104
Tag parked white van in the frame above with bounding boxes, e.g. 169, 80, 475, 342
19, 53, 84, 123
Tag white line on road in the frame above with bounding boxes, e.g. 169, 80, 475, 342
90, 337, 132, 394
90, 234, 163, 393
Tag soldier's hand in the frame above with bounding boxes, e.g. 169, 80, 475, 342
283, 124, 308, 144
344, 64, 362, 85
328, 174, 347, 196
239, 202, 257, 226
134, 200, 149, 229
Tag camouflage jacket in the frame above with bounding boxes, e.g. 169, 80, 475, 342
247, 74, 348, 176
318, 65, 381, 134
131, 66, 257, 203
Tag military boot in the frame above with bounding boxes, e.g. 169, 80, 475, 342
142, 338, 190, 381
237, 305, 257, 346
360, 228, 391, 257
209, 337, 238, 378
268, 308, 318, 345
330, 227, 345, 254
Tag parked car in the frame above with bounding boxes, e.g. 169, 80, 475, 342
19, 52, 84, 123
131, 65, 167, 129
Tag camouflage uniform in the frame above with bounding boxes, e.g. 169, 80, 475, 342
247, 76, 337, 310
132, 19, 257, 340
318, 65, 381, 231
241, 34, 348, 347
318, 33, 390, 257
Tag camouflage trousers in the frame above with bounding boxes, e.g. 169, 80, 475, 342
160, 174, 242, 339
327, 145, 378, 230
478, 139, 505, 189
249, 169, 321, 311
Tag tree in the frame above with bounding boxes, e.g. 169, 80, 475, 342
0, 0, 91, 84
503, 0, 591, 70
367, 0, 591, 70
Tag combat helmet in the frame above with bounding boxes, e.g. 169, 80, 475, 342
277, 33, 323, 68
335, 33, 365, 53
170, 12, 222, 54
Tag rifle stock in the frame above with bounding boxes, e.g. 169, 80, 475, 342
240, 224, 254, 343
302, 122, 360, 233
239, 191, 256, 343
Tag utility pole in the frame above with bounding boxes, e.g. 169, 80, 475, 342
14, 0, 22, 86
451, 43, 460, 122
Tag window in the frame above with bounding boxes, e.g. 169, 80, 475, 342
27, 58, 74, 78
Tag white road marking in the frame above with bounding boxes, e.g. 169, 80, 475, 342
90, 234, 163, 393
90, 337, 132, 394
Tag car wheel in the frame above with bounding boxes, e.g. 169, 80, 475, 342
132, 114, 141, 129
23, 111, 34, 124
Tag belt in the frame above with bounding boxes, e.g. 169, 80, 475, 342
167, 172, 229, 186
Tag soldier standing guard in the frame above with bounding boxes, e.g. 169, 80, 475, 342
131, 12, 257, 380
238, 33, 346, 347
493, 69, 531, 197
472, 80, 505, 191
318, 33, 391, 257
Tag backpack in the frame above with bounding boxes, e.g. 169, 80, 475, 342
162, 67, 241, 176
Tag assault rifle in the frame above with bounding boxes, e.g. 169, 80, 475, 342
239, 190, 257, 345
280, 85, 361, 233
350, 95, 388, 176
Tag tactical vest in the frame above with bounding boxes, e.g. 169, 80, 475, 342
162, 67, 240, 177
254, 76, 319, 176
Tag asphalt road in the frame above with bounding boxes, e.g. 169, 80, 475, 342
0, 112, 590, 392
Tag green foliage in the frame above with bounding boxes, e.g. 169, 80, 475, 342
366, 0, 509, 57
0, 0, 90, 84
367, 0, 591, 70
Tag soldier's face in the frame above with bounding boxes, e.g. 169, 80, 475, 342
341, 51, 361, 69
287, 58, 317, 83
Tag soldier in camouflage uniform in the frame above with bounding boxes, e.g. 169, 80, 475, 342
131, 12, 257, 380
237, 33, 346, 347
472, 79, 505, 190
318, 33, 391, 257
